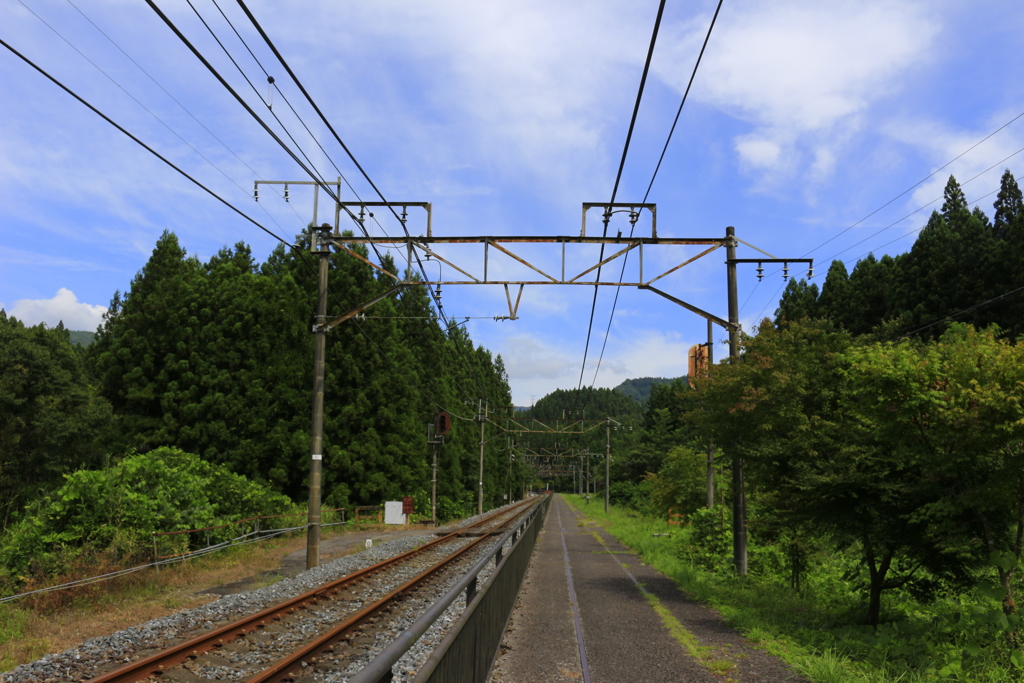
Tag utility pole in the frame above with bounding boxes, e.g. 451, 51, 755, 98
477, 399, 487, 515
706, 318, 715, 509
427, 423, 441, 525
726, 226, 746, 576
605, 418, 611, 513
724, 225, 813, 576
307, 222, 332, 570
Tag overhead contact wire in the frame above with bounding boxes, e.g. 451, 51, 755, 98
573, 0, 667, 410
590, 0, 724, 388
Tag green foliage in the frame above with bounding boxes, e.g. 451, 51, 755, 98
646, 445, 706, 518
772, 172, 1024, 340
613, 376, 679, 403
82, 229, 517, 512
0, 448, 292, 581
0, 312, 112, 530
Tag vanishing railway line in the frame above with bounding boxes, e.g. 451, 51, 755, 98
73, 499, 537, 683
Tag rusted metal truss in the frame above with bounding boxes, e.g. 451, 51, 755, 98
315, 201, 744, 332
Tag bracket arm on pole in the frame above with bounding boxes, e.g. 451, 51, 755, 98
321, 284, 410, 331
639, 285, 736, 330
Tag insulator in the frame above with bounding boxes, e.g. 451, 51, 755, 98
807, 266, 814, 279
782, 262, 790, 280
253, 183, 259, 202
756, 262, 764, 281
283, 184, 289, 202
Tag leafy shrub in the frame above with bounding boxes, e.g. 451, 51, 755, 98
609, 479, 655, 515
676, 506, 732, 571
645, 445, 706, 519
0, 448, 292, 582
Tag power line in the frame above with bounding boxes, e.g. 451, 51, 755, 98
231, 0, 494, 400
573, 0, 667, 405
0, 34, 292, 248
895, 284, 1024, 341
588, 0, 724, 389
19, 0, 298, 238
62, 0, 306, 226
804, 109, 1024, 259
3, 32, 485, 458
815, 146, 1024, 266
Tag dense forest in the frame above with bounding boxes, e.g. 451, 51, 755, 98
776, 171, 1024, 338
613, 376, 678, 402
0, 228, 520, 587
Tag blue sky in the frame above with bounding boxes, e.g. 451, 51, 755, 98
2, 0, 1023, 406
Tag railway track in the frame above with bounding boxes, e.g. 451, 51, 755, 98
78, 499, 536, 683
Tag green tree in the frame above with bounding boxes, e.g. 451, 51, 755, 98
0, 313, 112, 529
774, 279, 819, 324
846, 325, 1024, 619
693, 319, 941, 624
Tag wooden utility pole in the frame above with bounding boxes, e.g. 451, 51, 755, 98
307, 223, 332, 570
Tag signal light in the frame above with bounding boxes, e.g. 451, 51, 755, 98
435, 411, 452, 436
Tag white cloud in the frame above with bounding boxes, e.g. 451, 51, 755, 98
5, 288, 107, 330
658, 0, 939, 180
501, 334, 575, 382
884, 113, 1024, 213
736, 135, 783, 169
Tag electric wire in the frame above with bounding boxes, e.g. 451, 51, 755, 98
63, 0, 307, 225
895, 284, 1024, 341
0, 34, 292, 247
1, 32, 479, 424
20, 0, 298, 239
154, 0, 481, 407
145, 0, 372, 252
182, 0, 364, 233
804, 109, 1024, 258
748, 146, 1024, 330
839, 186, 1002, 270
573, 0, 667, 408
588, 0, 724, 389
816, 144, 1024, 265
205, 0, 398, 246
231, 1, 438, 297
231, 0, 493, 400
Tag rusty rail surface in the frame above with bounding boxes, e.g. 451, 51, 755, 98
90, 500, 535, 683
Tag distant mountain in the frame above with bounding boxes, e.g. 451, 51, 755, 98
68, 330, 96, 346
613, 376, 682, 403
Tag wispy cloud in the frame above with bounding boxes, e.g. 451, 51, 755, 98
657, 0, 939, 185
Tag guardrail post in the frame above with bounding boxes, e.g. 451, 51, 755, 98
153, 533, 158, 573
495, 546, 503, 566
466, 576, 478, 605
374, 669, 393, 683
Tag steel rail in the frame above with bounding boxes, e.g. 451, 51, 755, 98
89, 500, 533, 683
349, 495, 547, 683
248, 507, 530, 683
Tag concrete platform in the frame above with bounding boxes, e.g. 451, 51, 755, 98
491, 495, 807, 683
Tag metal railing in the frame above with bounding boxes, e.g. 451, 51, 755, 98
349, 495, 550, 683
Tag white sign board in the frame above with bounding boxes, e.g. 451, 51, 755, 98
384, 501, 406, 525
